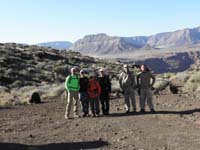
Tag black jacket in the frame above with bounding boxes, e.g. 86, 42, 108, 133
79, 77, 89, 92
98, 75, 111, 94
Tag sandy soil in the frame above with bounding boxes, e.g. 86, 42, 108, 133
1, 93, 200, 150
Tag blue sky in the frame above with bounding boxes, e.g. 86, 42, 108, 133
0, 0, 200, 44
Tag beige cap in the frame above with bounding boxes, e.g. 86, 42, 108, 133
99, 68, 105, 72
71, 66, 79, 73
123, 64, 128, 68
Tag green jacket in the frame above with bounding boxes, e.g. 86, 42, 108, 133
65, 75, 80, 92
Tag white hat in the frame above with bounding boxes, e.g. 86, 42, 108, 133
123, 64, 128, 68
99, 68, 105, 72
71, 67, 79, 73
80, 69, 87, 74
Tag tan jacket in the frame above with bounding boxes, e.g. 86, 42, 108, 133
119, 71, 136, 90
137, 71, 155, 89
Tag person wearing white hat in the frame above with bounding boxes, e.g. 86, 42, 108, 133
65, 67, 80, 119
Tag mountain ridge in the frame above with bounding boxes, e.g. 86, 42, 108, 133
70, 26, 200, 55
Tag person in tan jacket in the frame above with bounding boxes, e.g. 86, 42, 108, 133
137, 64, 156, 113
119, 64, 137, 113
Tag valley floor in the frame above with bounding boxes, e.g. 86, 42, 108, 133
1, 94, 200, 150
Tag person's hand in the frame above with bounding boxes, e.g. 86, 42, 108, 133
151, 86, 155, 90
121, 90, 124, 95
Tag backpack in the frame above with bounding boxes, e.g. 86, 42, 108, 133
67, 75, 79, 90
68, 75, 78, 84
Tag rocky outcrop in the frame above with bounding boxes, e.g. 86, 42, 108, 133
126, 51, 200, 73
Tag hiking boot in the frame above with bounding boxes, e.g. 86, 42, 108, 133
82, 114, 88, 117
140, 109, 146, 113
105, 112, 109, 115
65, 116, 73, 120
74, 114, 81, 118
150, 109, 156, 113
132, 108, 136, 113
96, 114, 100, 117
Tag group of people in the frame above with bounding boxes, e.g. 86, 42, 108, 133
65, 67, 111, 119
64, 64, 155, 119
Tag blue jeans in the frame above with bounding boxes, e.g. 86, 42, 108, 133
79, 92, 89, 114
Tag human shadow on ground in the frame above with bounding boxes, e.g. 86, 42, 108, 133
108, 108, 200, 117
0, 140, 109, 150
0, 106, 11, 110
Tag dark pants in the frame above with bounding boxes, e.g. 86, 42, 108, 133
89, 97, 100, 115
100, 92, 110, 114
79, 92, 89, 115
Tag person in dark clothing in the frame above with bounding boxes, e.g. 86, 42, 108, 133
98, 68, 111, 115
79, 70, 89, 117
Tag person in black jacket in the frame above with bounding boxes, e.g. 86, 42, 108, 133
79, 69, 89, 117
98, 68, 111, 115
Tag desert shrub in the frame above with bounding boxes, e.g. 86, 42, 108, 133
162, 72, 175, 79
42, 84, 65, 100
53, 66, 64, 74
12, 80, 24, 88
111, 79, 120, 93
184, 71, 200, 92
175, 72, 190, 83
153, 79, 169, 91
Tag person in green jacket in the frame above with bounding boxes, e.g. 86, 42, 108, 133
65, 67, 80, 119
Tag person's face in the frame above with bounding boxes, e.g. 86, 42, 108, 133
80, 72, 84, 77
73, 69, 78, 75
124, 66, 129, 72
141, 65, 146, 72
99, 71, 104, 76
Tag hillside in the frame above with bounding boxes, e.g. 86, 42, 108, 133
0, 43, 121, 89
0, 43, 123, 106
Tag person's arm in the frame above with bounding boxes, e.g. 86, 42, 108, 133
150, 73, 156, 87
119, 73, 123, 90
65, 76, 70, 91
107, 76, 112, 93
97, 82, 101, 95
131, 73, 136, 88
136, 74, 140, 87
87, 81, 91, 97
77, 76, 80, 91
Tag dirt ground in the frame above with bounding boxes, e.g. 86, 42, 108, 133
1, 93, 200, 150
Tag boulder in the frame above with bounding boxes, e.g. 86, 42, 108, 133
29, 92, 41, 104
